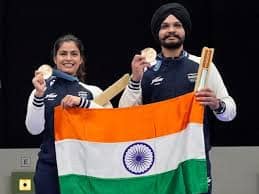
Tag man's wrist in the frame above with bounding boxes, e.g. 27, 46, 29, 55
214, 99, 226, 114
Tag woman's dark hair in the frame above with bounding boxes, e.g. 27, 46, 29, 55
52, 34, 86, 82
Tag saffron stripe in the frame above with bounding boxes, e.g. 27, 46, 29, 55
54, 92, 203, 143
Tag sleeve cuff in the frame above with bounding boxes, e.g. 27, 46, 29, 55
78, 97, 90, 108
32, 95, 44, 107
128, 78, 141, 90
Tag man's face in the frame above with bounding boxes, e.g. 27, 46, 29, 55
158, 14, 185, 49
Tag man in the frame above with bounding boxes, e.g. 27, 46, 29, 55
119, 2, 236, 194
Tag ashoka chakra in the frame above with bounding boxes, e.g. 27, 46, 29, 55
123, 142, 154, 175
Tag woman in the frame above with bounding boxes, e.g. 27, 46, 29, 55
25, 34, 112, 194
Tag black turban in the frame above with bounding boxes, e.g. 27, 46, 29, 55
150, 3, 192, 42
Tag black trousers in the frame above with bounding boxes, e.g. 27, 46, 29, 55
201, 152, 212, 194
34, 159, 60, 194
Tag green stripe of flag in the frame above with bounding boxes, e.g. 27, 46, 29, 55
59, 159, 208, 194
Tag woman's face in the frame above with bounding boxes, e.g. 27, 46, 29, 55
54, 41, 83, 76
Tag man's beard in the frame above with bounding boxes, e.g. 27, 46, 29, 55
159, 34, 184, 49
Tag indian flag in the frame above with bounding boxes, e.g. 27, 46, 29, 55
54, 92, 208, 194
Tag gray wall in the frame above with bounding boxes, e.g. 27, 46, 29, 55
1, 147, 259, 194
210, 147, 259, 194
0, 149, 39, 194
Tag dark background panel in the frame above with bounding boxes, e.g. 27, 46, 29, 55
0, 0, 258, 147
208, 0, 259, 146
0, 0, 7, 146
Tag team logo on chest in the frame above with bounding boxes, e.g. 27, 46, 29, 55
187, 73, 197, 83
45, 93, 58, 101
150, 76, 164, 86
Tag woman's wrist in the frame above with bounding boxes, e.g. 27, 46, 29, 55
34, 90, 45, 98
